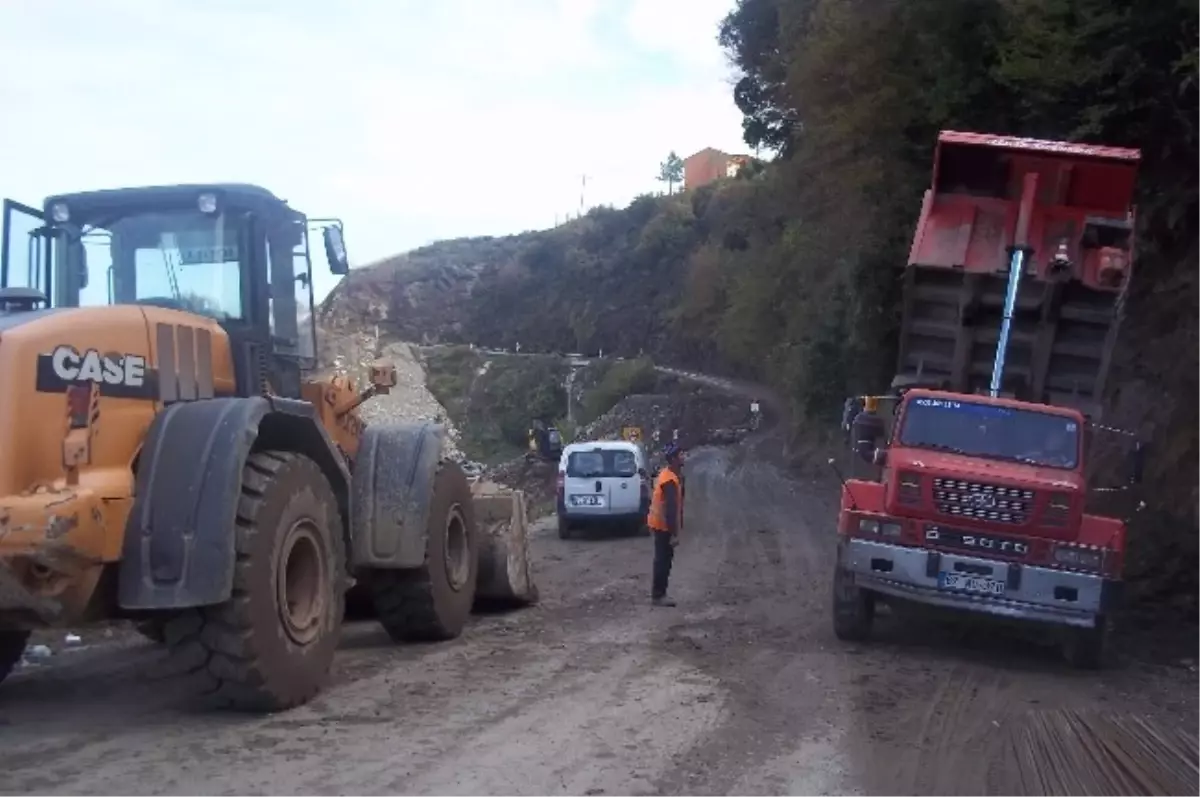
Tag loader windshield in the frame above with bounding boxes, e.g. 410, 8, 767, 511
72, 210, 244, 320
898, 397, 1081, 469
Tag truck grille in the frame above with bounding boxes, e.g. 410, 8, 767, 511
932, 478, 1033, 525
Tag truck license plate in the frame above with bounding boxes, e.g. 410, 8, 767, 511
938, 571, 1005, 596
571, 495, 603, 507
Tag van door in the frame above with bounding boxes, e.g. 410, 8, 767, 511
563, 448, 608, 518
607, 447, 642, 516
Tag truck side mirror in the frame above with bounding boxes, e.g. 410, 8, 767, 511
1128, 442, 1146, 485
323, 226, 349, 275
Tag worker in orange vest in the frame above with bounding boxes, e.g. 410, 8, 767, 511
647, 443, 685, 606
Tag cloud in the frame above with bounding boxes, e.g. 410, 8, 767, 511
0, 0, 745, 300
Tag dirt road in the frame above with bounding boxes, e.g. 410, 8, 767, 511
1, 440, 1195, 795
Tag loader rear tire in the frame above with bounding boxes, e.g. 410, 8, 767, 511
161, 451, 345, 712
0, 630, 30, 686
371, 460, 480, 643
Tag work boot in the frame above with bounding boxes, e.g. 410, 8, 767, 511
651, 596, 677, 607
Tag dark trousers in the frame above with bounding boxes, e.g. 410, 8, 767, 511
652, 531, 675, 598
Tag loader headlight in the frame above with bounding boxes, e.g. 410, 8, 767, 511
197, 192, 219, 214
50, 202, 70, 223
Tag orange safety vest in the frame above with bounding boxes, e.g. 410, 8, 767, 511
647, 468, 682, 533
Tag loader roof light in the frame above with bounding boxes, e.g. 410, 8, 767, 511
197, 192, 218, 214
50, 202, 70, 223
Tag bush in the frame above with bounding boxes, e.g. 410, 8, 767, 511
580, 357, 658, 424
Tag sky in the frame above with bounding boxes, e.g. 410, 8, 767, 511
0, 0, 748, 301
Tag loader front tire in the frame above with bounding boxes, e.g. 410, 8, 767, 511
0, 630, 30, 687
162, 451, 345, 712
371, 460, 480, 642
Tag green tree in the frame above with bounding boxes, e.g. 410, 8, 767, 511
657, 151, 685, 195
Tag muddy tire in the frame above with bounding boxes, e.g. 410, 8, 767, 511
1064, 617, 1110, 670
161, 451, 345, 712
832, 564, 875, 642
371, 460, 480, 643
0, 630, 30, 686
557, 515, 571, 540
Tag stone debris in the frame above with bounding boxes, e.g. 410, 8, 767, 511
314, 323, 483, 472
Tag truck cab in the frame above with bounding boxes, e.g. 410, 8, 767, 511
831, 131, 1145, 668
834, 389, 1132, 666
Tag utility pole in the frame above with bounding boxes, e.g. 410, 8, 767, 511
580, 174, 587, 217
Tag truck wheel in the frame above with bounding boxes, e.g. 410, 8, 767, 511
134, 620, 166, 644
371, 460, 480, 643
1064, 617, 1110, 670
162, 451, 345, 712
0, 630, 30, 686
832, 565, 875, 642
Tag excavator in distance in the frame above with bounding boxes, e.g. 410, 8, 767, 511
0, 184, 537, 711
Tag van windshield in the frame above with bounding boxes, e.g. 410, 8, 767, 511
567, 449, 638, 478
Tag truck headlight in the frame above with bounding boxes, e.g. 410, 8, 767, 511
1052, 544, 1104, 571
858, 518, 902, 537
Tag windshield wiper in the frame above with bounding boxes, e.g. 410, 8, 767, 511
916, 442, 974, 457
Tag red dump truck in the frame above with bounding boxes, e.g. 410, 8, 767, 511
833, 131, 1145, 667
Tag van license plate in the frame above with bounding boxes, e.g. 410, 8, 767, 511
571, 495, 604, 507
938, 572, 1005, 596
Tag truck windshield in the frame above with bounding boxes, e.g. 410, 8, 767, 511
898, 398, 1080, 469
69, 210, 243, 321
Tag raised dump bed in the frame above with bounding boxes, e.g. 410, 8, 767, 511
896, 131, 1141, 419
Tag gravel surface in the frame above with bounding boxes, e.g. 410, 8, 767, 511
1, 372, 1195, 795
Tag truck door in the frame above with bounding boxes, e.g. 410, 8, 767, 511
1, 199, 55, 301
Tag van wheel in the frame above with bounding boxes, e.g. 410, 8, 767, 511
832, 564, 875, 642
557, 516, 572, 539
372, 460, 480, 642
161, 451, 345, 712
0, 630, 30, 687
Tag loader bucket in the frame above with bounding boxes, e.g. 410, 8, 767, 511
471, 484, 539, 608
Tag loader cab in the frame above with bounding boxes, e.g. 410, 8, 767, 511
0, 183, 349, 398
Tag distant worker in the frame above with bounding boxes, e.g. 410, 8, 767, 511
750, 399, 761, 430
647, 443, 685, 607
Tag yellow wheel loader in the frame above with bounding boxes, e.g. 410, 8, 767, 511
0, 185, 537, 711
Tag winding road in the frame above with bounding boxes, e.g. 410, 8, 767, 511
0, 376, 1195, 795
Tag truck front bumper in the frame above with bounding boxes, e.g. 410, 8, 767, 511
841, 538, 1117, 629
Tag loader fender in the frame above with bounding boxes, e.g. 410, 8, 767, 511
118, 396, 350, 610
350, 422, 447, 569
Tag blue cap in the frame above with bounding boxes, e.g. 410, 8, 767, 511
663, 442, 683, 460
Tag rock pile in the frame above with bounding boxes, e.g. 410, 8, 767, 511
314, 323, 483, 472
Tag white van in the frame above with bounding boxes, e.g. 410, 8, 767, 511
556, 440, 650, 539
